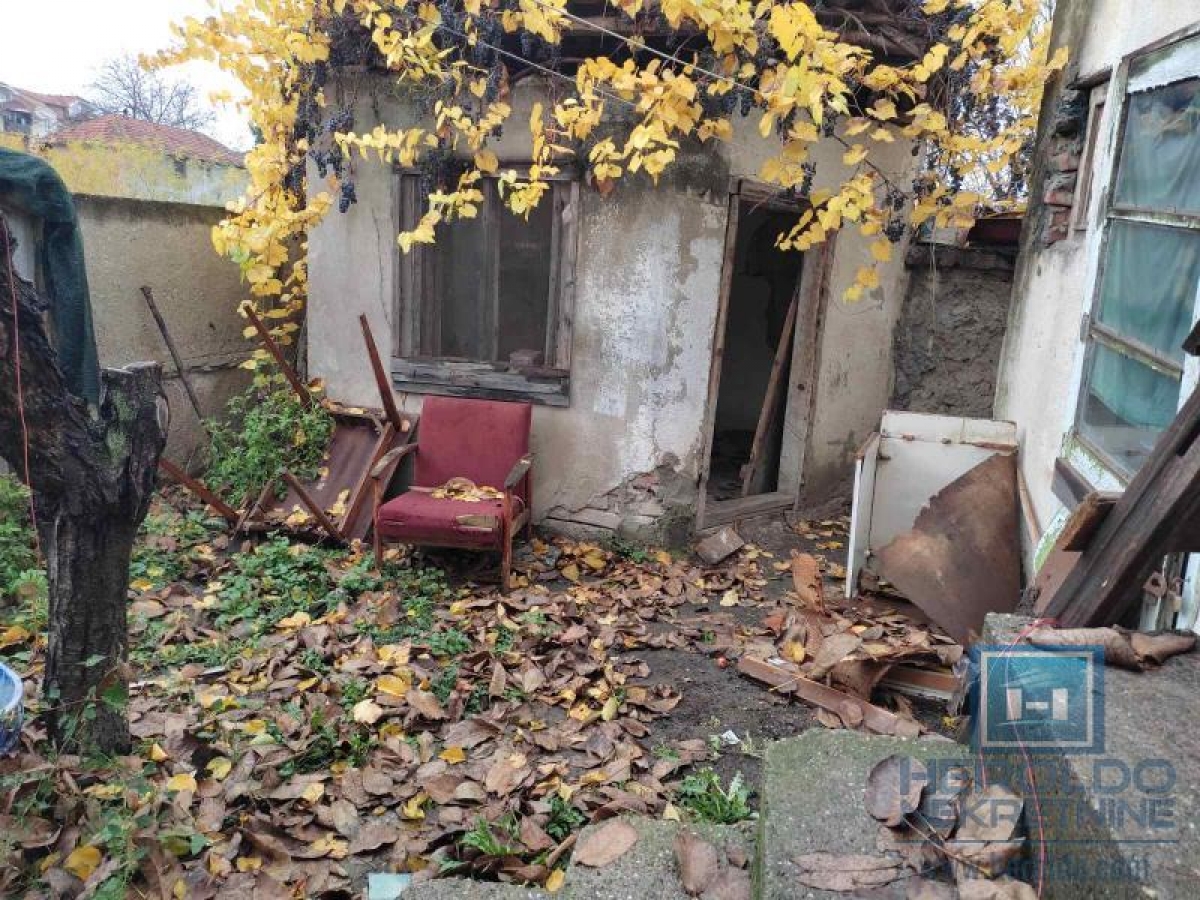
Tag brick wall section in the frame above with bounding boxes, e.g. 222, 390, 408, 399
1041, 91, 1088, 245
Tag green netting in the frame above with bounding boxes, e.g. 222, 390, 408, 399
0, 147, 99, 406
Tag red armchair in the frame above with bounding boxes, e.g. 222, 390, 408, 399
371, 396, 533, 591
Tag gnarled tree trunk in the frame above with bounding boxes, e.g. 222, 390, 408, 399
1, 217, 166, 753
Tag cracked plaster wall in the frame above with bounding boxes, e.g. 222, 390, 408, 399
308, 76, 917, 541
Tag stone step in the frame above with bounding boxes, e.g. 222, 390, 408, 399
395, 876, 548, 900
387, 816, 754, 900
559, 815, 756, 900
758, 728, 968, 900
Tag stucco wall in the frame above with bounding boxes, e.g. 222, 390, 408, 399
995, 3, 1200, 560
76, 195, 251, 462
307, 76, 916, 536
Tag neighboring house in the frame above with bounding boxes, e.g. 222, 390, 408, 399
0, 118, 250, 462
0, 82, 96, 139
996, 3, 1200, 628
307, 68, 921, 543
45, 114, 245, 206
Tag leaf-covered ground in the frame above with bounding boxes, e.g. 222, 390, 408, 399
0, 493, 956, 898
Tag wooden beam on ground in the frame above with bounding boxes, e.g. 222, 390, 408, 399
157, 458, 239, 524
737, 656, 905, 736
741, 289, 799, 496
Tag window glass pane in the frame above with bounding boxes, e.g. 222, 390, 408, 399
1079, 341, 1181, 473
1113, 77, 1200, 214
1096, 220, 1200, 363
497, 193, 552, 362
438, 198, 489, 360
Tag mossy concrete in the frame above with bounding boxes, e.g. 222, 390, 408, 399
758, 728, 968, 900
560, 815, 755, 900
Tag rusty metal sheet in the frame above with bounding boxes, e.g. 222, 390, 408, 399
250, 409, 414, 542
875, 453, 1021, 645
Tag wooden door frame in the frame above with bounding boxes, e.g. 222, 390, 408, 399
695, 178, 834, 530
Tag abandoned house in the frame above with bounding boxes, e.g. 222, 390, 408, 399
306, 6, 941, 543
997, 2, 1200, 629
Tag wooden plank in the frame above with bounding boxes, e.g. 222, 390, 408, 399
359, 314, 405, 431
391, 358, 570, 406
696, 193, 742, 529
1043, 382, 1200, 625
482, 179, 500, 362
140, 286, 207, 432
158, 458, 239, 523
242, 303, 313, 407
790, 237, 838, 514
703, 492, 793, 528
281, 472, 344, 542
553, 180, 580, 371
1059, 490, 1120, 552
741, 288, 799, 496
737, 657, 904, 735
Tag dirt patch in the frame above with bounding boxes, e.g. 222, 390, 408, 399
635, 647, 815, 793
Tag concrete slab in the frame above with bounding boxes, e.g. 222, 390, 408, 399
759, 728, 968, 900
399, 877, 548, 899
560, 815, 756, 900
982, 614, 1200, 899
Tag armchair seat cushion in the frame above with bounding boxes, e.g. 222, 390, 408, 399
376, 491, 506, 549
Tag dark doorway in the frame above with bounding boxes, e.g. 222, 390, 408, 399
705, 202, 804, 504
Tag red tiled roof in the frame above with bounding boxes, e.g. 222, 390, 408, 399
52, 114, 244, 167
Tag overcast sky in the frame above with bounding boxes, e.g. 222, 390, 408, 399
1, 1, 252, 150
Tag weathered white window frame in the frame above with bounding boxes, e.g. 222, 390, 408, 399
391, 167, 580, 407
1070, 26, 1200, 480
1063, 23, 1200, 632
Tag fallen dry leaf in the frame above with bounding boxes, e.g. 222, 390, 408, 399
864, 755, 927, 827
794, 852, 903, 891
674, 829, 719, 896
574, 819, 639, 868
704, 866, 752, 900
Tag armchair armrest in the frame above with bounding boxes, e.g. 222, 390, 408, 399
504, 454, 533, 491
370, 442, 417, 481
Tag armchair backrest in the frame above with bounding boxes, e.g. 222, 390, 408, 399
413, 396, 532, 495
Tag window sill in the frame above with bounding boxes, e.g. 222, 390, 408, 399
391, 358, 570, 407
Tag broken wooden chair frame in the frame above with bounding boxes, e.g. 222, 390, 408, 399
159, 311, 414, 545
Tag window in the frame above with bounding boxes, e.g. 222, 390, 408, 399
393, 171, 579, 407
1076, 33, 1200, 476
1, 111, 31, 135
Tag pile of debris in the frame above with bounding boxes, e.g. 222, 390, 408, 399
734, 547, 962, 736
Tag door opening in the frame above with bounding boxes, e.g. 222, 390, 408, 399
705, 200, 805, 508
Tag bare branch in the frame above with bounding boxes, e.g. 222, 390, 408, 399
88, 54, 216, 133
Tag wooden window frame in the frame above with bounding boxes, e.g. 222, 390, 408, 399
1071, 84, 1108, 233
392, 167, 580, 407
1072, 27, 1200, 479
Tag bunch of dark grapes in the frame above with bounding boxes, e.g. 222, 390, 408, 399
338, 178, 358, 213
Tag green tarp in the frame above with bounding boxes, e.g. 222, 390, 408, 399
0, 147, 100, 406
